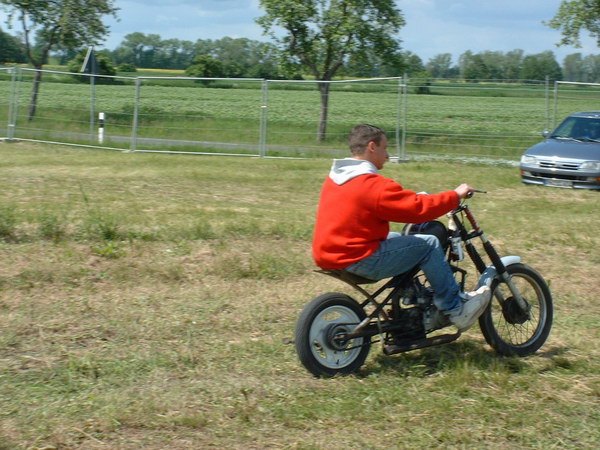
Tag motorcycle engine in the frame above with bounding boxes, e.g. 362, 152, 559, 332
400, 278, 450, 333
402, 278, 434, 307
423, 306, 450, 332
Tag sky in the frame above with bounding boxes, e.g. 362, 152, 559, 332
2, 0, 599, 64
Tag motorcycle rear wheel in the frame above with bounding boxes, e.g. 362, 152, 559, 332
479, 263, 553, 356
295, 293, 370, 377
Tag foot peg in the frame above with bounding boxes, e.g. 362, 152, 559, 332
383, 332, 461, 355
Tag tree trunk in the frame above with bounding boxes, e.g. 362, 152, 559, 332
317, 82, 330, 142
28, 69, 43, 121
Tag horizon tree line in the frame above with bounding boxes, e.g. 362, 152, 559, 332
2, 27, 600, 83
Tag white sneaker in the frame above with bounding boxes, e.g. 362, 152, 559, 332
449, 286, 492, 332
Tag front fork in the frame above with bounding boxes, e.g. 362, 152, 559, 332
454, 207, 530, 316
477, 235, 531, 316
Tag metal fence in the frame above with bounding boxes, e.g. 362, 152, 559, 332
0, 68, 406, 159
3, 67, 597, 161
553, 81, 600, 129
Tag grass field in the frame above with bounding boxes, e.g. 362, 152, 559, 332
0, 142, 598, 448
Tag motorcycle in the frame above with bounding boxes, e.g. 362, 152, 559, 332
295, 191, 553, 377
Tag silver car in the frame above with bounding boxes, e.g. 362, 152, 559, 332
520, 111, 600, 190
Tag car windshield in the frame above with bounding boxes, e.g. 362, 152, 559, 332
551, 117, 600, 142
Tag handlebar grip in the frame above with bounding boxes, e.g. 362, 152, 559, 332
466, 189, 487, 198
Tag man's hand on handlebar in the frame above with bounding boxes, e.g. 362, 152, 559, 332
454, 184, 487, 199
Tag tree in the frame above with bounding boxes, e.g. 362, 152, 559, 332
112, 34, 281, 75
112, 34, 197, 70
50, 45, 79, 65
342, 49, 405, 78
0, 0, 118, 120
582, 54, 600, 82
426, 53, 454, 78
185, 54, 226, 85
112, 32, 161, 68
0, 26, 26, 63
156, 38, 195, 69
244, 42, 282, 78
503, 49, 525, 80
209, 37, 282, 78
478, 51, 507, 79
462, 53, 491, 81
563, 53, 585, 81
400, 51, 424, 76
520, 51, 563, 81
256, 0, 405, 141
547, 0, 600, 47
458, 49, 527, 81
458, 50, 474, 79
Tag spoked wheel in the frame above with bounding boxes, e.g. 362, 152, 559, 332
479, 263, 553, 356
295, 293, 370, 377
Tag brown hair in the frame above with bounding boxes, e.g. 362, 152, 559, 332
348, 124, 386, 156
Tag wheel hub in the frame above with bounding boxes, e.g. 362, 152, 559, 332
326, 324, 352, 351
502, 297, 530, 324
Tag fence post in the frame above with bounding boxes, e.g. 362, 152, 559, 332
553, 81, 559, 131
130, 78, 141, 152
398, 74, 408, 161
259, 79, 268, 157
90, 74, 96, 140
395, 76, 401, 160
545, 75, 550, 131
98, 112, 105, 144
7, 67, 19, 140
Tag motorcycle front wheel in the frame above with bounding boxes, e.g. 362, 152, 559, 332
295, 293, 370, 377
479, 263, 553, 356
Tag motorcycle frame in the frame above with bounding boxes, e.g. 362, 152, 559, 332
318, 266, 421, 341
320, 201, 530, 346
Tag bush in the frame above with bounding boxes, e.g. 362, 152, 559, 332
185, 55, 225, 86
67, 49, 118, 84
412, 71, 433, 94
118, 63, 137, 73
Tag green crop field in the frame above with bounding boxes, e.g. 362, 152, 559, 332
0, 142, 599, 448
2, 69, 600, 159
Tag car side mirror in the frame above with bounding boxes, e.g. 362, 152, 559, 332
542, 129, 550, 138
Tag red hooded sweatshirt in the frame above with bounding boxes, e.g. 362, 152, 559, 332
312, 159, 459, 270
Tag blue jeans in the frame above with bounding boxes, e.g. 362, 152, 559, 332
345, 233, 462, 314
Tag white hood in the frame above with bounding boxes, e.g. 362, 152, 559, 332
329, 158, 378, 185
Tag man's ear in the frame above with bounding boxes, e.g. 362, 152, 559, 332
366, 140, 376, 153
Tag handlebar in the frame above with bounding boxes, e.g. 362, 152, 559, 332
466, 189, 487, 199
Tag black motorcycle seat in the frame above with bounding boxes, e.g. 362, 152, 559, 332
317, 269, 378, 285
